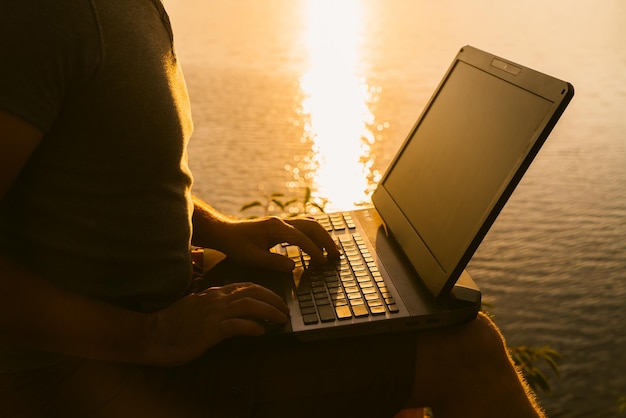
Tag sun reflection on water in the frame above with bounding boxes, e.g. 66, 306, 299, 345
291, 0, 382, 211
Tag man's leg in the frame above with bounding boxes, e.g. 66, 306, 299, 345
248, 331, 417, 417
0, 313, 544, 418
0, 358, 207, 418
0, 336, 415, 418
405, 313, 545, 418
238, 313, 544, 418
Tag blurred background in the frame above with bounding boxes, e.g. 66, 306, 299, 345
165, 1, 625, 416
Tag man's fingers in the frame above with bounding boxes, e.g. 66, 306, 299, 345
281, 218, 340, 263
217, 282, 257, 296
242, 248, 296, 273
223, 295, 289, 323
225, 283, 288, 312
218, 318, 266, 340
212, 283, 290, 325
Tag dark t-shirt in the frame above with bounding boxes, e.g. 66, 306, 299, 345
0, 0, 195, 370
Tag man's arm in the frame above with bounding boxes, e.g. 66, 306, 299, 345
0, 108, 156, 364
0, 110, 289, 366
0, 252, 288, 367
0, 109, 42, 198
0, 254, 155, 363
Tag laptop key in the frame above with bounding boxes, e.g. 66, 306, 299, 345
300, 307, 317, 315
344, 286, 359, 294
298, 293, 312, 302
296, 280, 311, 295
302, 313, 319, 325
364, 293, 380, 301
334, 298, 348, 306
367, 299, 383, 308
370, 306, 386, 315
315, 297, 331, 306
299, 300, 314, 309
335, 305, 352, 320
358, 280, 374, 288
318, 305, 336, 322
352, 305, 369, 317
350, 298, 365, 307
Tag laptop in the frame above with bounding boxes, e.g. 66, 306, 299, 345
204, 45, 574, 341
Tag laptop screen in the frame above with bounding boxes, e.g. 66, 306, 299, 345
372, 46, 573, 301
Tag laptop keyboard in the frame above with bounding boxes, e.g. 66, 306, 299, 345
274, 213, 400, 325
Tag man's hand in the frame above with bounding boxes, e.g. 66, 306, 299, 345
221, 216, 340, 272
146, 282, 289, 366
192, 198, 340, 272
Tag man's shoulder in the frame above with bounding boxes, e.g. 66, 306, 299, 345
0, 0, 102, 134
0, 0, 100, 50
0, 0, 97, 25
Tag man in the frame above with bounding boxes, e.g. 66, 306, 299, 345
0, 1, 545, 416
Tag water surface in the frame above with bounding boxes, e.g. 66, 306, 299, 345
166, 1, 626, 416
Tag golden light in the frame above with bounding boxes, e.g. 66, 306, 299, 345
295, 0, 379, 210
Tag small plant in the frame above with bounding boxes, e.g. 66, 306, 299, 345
240, 187, 327, 218
482, 302, 561, 394
509, 345, 561, 394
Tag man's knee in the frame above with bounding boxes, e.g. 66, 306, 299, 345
420, 312, 507, 359
413, 313, 510, 395
463, 312, 510, 357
